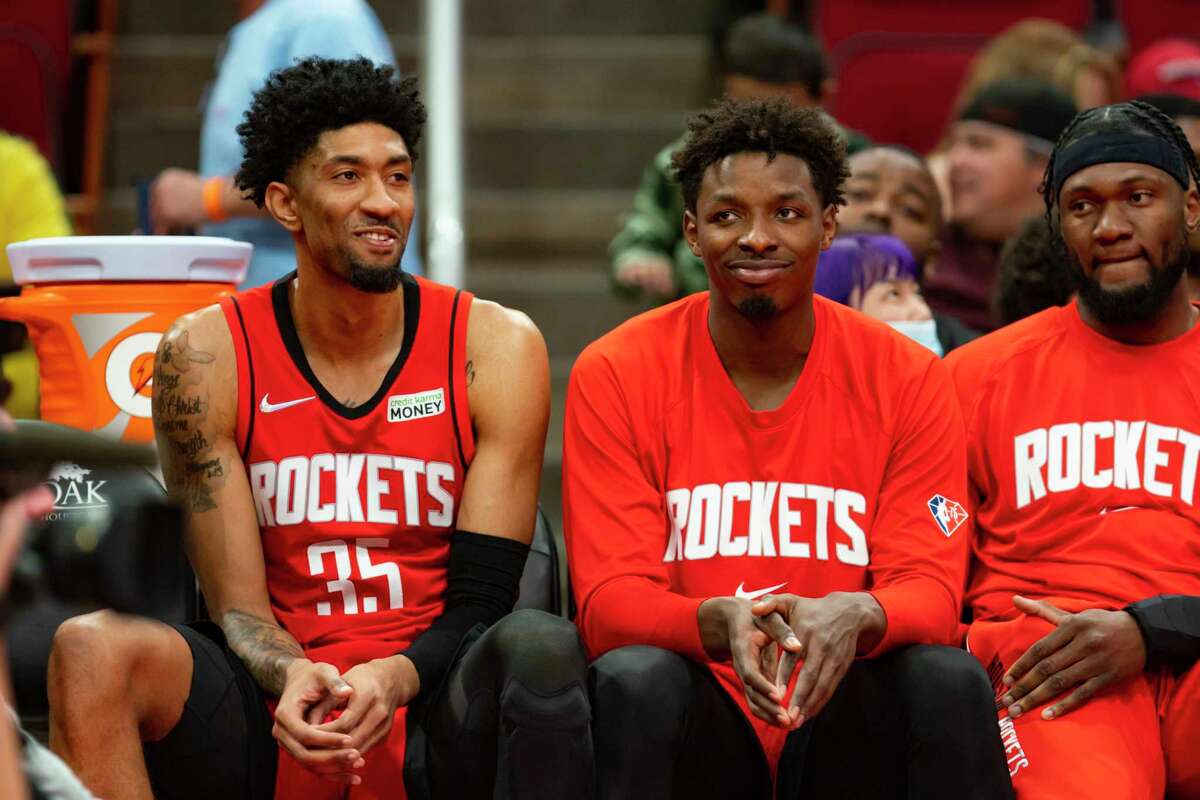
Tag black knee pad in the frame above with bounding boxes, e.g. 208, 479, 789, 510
495, 676, 594, 800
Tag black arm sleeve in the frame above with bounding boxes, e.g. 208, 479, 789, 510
1124, 595, 1200, 669
402, 530, 529, 702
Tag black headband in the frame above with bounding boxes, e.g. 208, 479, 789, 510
1052, 132, 1190, 198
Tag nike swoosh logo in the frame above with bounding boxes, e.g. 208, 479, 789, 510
735, 581, 788, 601
259, 393, 316, 413
1099, 506, 1139, 515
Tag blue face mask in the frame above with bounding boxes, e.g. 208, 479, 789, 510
888, 319, 944, 357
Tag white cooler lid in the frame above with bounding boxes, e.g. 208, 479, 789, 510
6, 236, 253, 284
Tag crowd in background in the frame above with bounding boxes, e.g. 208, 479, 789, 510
609, 8, 1200, 356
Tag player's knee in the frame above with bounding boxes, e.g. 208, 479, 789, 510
895, 646, 994, 722
492, 609, 587, 692
49, 610, 132, 699
589, 646, 690, 737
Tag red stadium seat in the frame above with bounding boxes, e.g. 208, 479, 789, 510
815, 0, 1092, 49
831, 33, 982, 153
1119, 0, 1200, 61
0, 0, 71, 166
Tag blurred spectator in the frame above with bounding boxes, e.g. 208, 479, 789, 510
954, 19, 1121, 114
924, 80, 1075, 332
148, 0, 421, 288
1126, 39, 1200, 101
609, 11, 866, 302
0, 132, 72, 420
1137, 93, 1200, 160
839, 145, 979, 353
993, 215, 1074, 327
1137, 92, 1200, 299
0, 410, 92, 800
813, 233, 944, 355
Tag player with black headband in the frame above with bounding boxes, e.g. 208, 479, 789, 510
947, 100, 1200, 798
46, 57, 593, 800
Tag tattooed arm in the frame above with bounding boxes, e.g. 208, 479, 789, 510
152, 309, 359, 778
152, 308, 305, 688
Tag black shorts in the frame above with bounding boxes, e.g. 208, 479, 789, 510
142, 621, 277, 800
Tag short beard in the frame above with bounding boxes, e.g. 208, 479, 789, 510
736, 295, 779, 322
1067, 234, 1188, 326
346, 253, 404, 294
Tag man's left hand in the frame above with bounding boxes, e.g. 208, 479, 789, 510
750, 591, 886, 727
315, 655, 420, 756
999, 595, 1146, 721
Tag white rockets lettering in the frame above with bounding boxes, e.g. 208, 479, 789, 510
247, 453, 456, 528
662, 481, 869, 566
1013, 420, 1200, 509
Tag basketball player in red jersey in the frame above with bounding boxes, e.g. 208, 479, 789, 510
563, 97, 1013, 799
948, 101, 1200, 800
46, 57, 593, 800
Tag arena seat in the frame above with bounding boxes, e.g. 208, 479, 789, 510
815, 0, 1093, 151
814, 0, 1091, 49
0, 0, 71, 165
831, 33, 981, 152
515, 507, 564, 616
1119, 0, 1200, 64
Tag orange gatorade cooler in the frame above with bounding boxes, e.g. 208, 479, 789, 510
0, 236, 251, 442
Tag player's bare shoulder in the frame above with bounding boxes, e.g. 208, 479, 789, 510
151, 303, 238, 512
465, 298, 549, 395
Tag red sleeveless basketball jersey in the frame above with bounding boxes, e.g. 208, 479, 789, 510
220, 272, 475, 672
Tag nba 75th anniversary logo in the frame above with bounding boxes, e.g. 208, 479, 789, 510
927, 494, 968, 537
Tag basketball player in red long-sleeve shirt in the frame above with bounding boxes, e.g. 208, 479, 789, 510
45, 57, 593, 800
563, 97, 1013, 799
948, 100, 1200, 800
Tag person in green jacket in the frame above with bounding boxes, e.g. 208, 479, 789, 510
611, 12, 869, 301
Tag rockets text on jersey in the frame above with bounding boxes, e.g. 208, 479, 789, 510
247, 453, 456, 528
1013, 419, 1200, 509
663, 481, 869, 566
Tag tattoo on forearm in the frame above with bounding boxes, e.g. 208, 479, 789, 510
222, 609, 305, 696
152, 329, 224, 513
465, 359, 476, 387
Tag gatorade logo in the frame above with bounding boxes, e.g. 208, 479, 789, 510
105, 331, 163, 419
67, 311, 165, 441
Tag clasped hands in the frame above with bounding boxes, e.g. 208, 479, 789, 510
703, 591, 886, 731
272, 655, 420, 786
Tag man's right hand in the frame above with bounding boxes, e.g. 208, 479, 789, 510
614, 256, 677, 298
698, 597, 802, 728
272, 659, 366, 785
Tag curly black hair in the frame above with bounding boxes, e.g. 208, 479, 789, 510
235, 56, 426, 208
1040, 100, 1200, 222
994, 215, 1075, 326
671, 97, 850, 212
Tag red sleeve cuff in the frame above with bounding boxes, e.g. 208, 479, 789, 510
582, 579, 709, 662
865, 582, 958, 657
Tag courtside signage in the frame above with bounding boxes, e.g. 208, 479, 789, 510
388, 388, 446, 423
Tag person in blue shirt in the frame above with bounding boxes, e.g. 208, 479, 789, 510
149, 0, 422, 287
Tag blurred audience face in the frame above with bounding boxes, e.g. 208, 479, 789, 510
723, 74, 828, 107
858, 278, 932, 322
840, 148, 942, 266
946, 120, 1048, 243
684, 152, 836, 323
1058, 161, 1199, 324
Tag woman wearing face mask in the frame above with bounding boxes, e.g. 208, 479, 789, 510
814, 233, 947, 356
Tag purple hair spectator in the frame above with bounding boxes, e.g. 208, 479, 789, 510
815, 234, 944, 355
